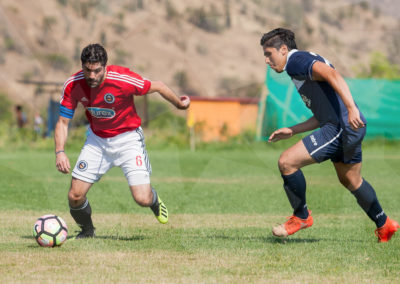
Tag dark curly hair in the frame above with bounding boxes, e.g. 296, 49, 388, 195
260, 28, 297, 50
80, 43, 108, 66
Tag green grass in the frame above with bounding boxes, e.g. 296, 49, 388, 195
0, 142, 400, 283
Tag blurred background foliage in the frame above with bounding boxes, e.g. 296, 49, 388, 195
0, 0, 400, 150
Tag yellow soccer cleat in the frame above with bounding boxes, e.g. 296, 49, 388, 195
151, 196, 168, 224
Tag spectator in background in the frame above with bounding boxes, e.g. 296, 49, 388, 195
15, 105, 27, 128
34, 112, 44, 137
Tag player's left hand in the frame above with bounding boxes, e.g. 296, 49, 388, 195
268, 127, 293, 142
177, 95, 190, 109
348, 108, 365, 130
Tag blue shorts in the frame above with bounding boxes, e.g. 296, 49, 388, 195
302, 123, 366, 164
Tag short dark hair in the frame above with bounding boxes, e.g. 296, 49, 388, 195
80, 43, 108, 66
260, 28, 297, 50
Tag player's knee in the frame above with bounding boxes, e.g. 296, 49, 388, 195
132, 191, 152, 207
338, 176, 351, 189
278, 154, 294, 175
338, 175, 360, 191
68, 191, 85, 206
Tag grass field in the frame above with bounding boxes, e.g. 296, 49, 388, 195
0, 142, 400, 283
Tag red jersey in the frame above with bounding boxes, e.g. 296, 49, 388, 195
60, 65, 151, 138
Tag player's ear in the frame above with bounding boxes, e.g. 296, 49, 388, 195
280, 44, 288, 56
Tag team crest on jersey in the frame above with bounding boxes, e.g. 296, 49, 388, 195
300, 94, 312, 108
87, 107, 115, 118
77, 160, 88, 171
104, 93, 115, 104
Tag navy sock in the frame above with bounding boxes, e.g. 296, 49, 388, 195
351, 179, 387, 228
282, 170, 308, 219
70, 199, 94, 229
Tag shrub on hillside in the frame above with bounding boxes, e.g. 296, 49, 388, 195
43, 53, 71, 72
355, 52, 400, 79
165, 0, 180, 21
0, 93, 12, 123
187, 5, 224, 34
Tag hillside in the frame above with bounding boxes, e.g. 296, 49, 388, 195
0, 0, 399, 109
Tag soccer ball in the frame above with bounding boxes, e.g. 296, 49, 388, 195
33, 215, 68, 247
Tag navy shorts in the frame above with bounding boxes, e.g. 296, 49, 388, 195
302, 123, 366, 164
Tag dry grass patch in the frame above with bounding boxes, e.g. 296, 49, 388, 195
0, 250, 386, 284
0, 211, 399, 284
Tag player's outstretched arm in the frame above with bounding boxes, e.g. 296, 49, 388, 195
148, 81, 190, 110
54, 116, 71, 174
312, 61, 365, 130
268, 116, 319, 143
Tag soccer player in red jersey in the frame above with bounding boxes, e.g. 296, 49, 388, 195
55, 44, 190, 238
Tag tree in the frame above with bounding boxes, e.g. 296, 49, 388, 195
355, 52, 400, 80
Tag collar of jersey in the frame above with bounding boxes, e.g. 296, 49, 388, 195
283, 49, 298, 71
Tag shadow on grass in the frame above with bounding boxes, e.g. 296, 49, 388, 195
191, 233, 365, 244
22, 235, 67, 248
22, 232, 365, 245
184, 233, 321, 244
22, 233, 146, 243
263, 235, 365, 244
22, 235, 77, 241
263, 236, 320, 243
94, 234, 146, 241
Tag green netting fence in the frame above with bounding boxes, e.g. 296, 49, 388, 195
257, 67, 400, 140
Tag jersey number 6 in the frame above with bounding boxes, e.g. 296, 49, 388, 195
136, 155, 143, 167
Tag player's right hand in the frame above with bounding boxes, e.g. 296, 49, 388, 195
56, 152, 71, 174
268, 127, 293, 142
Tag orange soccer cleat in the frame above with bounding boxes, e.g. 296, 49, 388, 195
272, 210, 313, 237
375, 217, 400, 243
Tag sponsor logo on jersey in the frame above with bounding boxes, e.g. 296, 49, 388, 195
81, 97, 88, 102
86, 107, 115, 118
104, 93, 115, 104
300, 94, 312, 108
77, 160, 88, 171
310, 135, 318, 146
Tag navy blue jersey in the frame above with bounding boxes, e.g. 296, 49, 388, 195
284, 49, 366, 129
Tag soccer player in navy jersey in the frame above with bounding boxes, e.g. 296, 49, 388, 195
55, 44, 190, 238
260, 28, 398, 242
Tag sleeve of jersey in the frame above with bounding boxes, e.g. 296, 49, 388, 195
138, 78, 151, 95
130, 75, 151, 96
286, 53, 317, 80
59, 85, 76, 119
